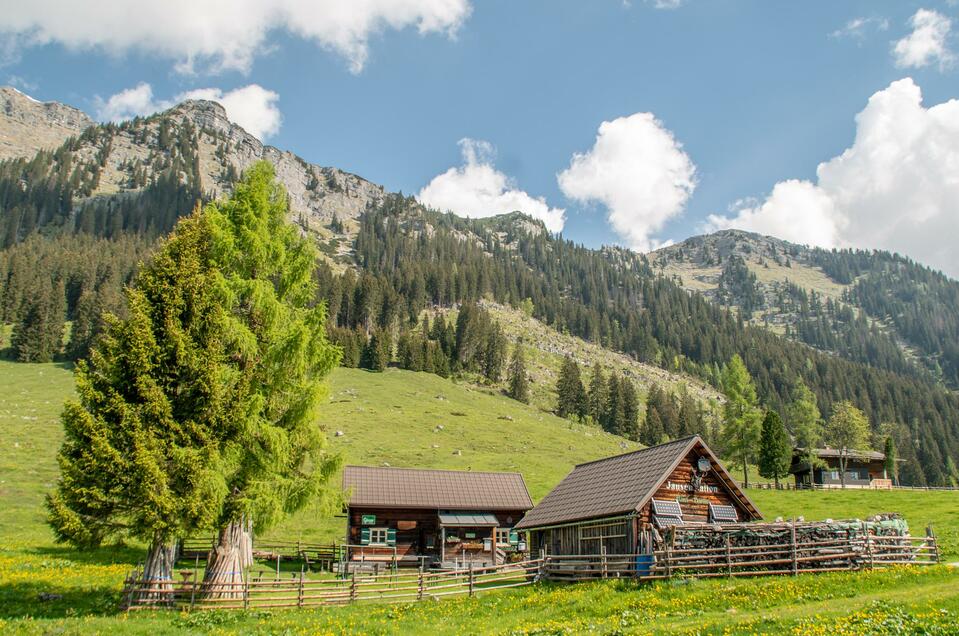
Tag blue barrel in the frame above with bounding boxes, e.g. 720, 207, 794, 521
635, 554, 654, 578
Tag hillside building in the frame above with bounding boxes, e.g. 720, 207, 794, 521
514, 436, 761, 557
789, 448, 891, 488
342, 465, 533, 570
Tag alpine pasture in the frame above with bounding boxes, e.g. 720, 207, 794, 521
1, 360, 958, 634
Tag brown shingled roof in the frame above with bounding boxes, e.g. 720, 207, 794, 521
343, 466, 533, 511
515, 436, 760, 530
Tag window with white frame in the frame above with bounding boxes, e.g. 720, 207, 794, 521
369, 527, 389, 545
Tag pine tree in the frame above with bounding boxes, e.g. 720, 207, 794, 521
786, 381, 823, 488
586, 363, 607, 425
620, 376, 640, 440
555, 355, 586, 419
720, 354, 763, 487
46, 210, 238, 592
484, 323, 507, 382
362, 330, 388, 371
507, 342, 530, 404
604, 373, 624, 435
883, 435, 898, 486
824, 401, 871, 488
12, 277, 65, 362
758, 410, 792, 487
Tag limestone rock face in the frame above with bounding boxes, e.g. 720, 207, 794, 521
0, 87, 94, 160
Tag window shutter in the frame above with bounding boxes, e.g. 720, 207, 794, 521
387, 528, 397, 546
509, 531, 519, 545
360, 528, 371, 545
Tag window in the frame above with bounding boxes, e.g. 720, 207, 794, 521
360, 527, 396, 546
369, 528, 389, 545
495, 528, 519, 546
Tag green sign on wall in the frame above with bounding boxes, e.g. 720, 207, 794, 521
361, 514, 376, 526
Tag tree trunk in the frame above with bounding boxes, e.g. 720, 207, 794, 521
742, 458, 749, 488
840, 453, 847, 488
135, 539, 176, 607
202, 518, 252, 600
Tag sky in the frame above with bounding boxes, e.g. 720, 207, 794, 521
2, 1, 959, 275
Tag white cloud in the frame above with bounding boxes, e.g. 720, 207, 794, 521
96, 83, 282, 140
830, 16, 889, 41
417, 138, 566, 233
5, 74, 37, 92
557, 112, 696, 252
707, 78, 959, 277
892, 9, 954, 70
0, 0, 472, 74
647, 0, 683, 8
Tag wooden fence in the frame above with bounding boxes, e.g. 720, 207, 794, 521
745, 482, 959, 492
544, 533, 939, 582
122, 558, 544, 611
178, 537, 347, 571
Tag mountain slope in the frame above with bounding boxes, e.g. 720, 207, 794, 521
0, 87, 93, 161
3, 93, 959, 486
651, 230, 959, 386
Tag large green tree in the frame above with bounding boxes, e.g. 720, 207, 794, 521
824, 401, 871, 488
720, 354, 762, 487
200, 162, 341, 591
507, 341, 529, 404
555, 355, 586, 419
786, 381, 823, 488
758, 410, 792, 488
46, 209, 239, 593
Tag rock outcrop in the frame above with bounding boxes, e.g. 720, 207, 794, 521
0, 87, 94, 160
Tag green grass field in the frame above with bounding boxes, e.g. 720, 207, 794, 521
1, 360, 957, 634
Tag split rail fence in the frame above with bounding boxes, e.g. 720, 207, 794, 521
124, 530, 939, 611
123, 558, 544, 611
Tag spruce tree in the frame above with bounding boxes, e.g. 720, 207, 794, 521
46, 210, 238, 592
362, 331, 388, 371
758, 410, 792, 487
586, 363, 607, 425
555, 355, 586, 419
883, 435, 898, 485
507, 342, 529, 404
12, 277, 65, 363
620, 376, 640, 440
720, 354, 763, 487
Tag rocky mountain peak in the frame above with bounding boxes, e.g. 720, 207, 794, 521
0, 86, 94, 160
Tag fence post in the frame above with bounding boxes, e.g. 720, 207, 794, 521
538, 549, 546, 581
417, 565, 425, 601
243, 577, 250, 611
790, 521, 798, 576
725, 534, 732, 577
862, 521, 873, 570
468, 563, 475, 597
601, 545, 608, 579
350, 570, 358, 603
298, 566, 304, 608
927, 525, 940, 564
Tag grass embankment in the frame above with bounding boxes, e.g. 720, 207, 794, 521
1, 360, 958, 634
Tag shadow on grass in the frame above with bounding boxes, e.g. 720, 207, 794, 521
0, 581, 123, 620
27, 543, 144, 567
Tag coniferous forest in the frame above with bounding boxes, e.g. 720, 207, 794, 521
2, 118, 959, 486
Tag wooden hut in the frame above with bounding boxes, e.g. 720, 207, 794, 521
343, 465, 533, 570
514, 436, 761, 556
790, 447, 891, 488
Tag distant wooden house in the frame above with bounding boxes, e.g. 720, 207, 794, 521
789, 447, 890, 488
514, 436, 761, 556
342, 466, 533, 570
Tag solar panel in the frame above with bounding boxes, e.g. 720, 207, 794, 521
709, 503, 738, 523
651, 499, 683, 518
654, 515, 684, 529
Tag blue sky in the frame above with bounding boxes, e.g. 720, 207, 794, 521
3, 1, 959, 272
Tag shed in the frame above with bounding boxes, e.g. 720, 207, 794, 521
790, 447, 891, 488
343, 465, 533, 569
514, 436, 761, 556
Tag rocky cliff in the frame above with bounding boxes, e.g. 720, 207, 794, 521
0, 87, 94, 160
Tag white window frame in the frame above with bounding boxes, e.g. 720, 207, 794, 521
369, 527, 389, 545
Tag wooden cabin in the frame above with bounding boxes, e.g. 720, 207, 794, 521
514, 436, 761, 557
789, 447, 890, 488
342, 465, 533, 570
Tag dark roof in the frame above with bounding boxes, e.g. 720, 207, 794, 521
515, 436, 760, 530
793, 447, 885, 461
343, 465, 533, 511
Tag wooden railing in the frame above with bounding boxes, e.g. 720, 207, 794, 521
122, 558, 545, 611
543, 534, 939, 582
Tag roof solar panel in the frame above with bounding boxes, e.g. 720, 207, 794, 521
651, 498, 683, 518
709, 503, 738, 523
654, 515, 684, 528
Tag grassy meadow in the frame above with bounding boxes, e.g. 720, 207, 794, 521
1, 359, 958, 634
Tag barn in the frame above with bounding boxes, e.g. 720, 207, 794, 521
343, 465, 533, 570
514, 436, 761, 556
